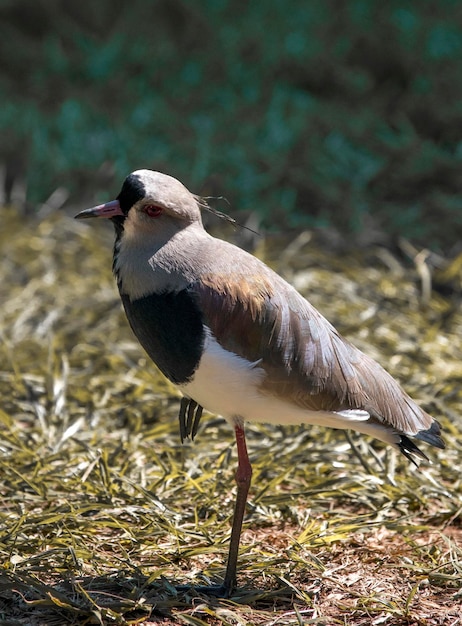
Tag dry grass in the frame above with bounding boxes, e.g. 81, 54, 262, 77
0, 207, 461, 625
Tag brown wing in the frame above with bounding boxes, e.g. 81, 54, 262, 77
192, 270, 437, 438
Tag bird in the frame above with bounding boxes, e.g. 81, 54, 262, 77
75, 169, 444, 597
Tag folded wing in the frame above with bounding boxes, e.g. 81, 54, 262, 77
193, 271, 443, 448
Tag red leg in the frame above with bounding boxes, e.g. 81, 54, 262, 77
222, 421, 253, 594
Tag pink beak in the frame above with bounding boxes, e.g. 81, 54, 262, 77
74, 200, 123, 220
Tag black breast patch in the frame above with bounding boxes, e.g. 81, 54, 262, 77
120, 290, 205, 384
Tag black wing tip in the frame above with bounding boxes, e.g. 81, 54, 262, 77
399, 435, 429, 466
178, 397, 204, 443
414, 419, 445, 450
399, 420, 445, 466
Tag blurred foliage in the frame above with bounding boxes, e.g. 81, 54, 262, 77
0, 0, 461, 247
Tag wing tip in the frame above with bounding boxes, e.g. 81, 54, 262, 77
399, 419, 445, 465
414, 419, 445, 450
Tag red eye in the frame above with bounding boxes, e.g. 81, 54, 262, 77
144, 204, 163, 218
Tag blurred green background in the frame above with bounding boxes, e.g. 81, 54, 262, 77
1, 0, 461, 248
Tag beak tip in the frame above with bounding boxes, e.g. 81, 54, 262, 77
74, 209, 96, 220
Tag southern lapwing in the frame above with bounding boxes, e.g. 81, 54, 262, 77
75, 169, 444, 596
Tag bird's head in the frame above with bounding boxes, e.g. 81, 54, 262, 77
75, 170, 204, 237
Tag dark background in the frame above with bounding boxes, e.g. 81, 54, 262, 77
1, 0, 461, 249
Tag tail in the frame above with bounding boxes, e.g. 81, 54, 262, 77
399, 419, 444, 465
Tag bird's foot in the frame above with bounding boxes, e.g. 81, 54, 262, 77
175, 582, 234, 598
